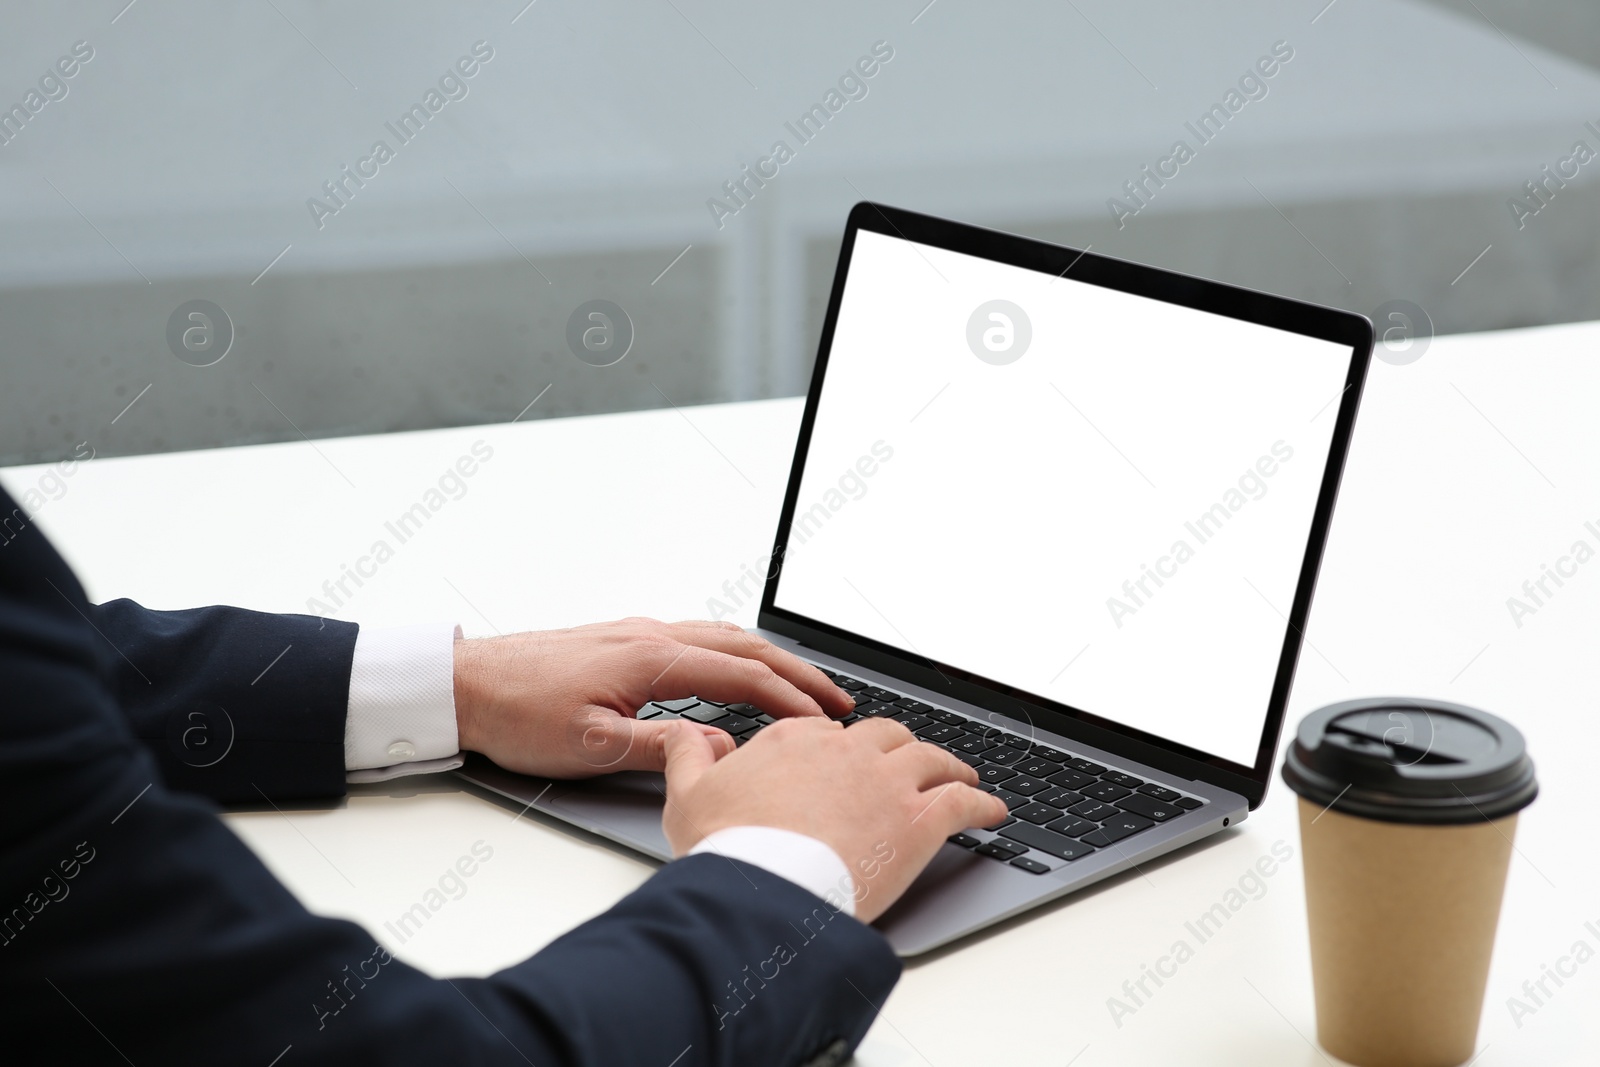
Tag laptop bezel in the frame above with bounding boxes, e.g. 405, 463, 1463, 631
756, 202, 1372, 810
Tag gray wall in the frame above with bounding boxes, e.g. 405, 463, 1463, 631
1427, 0, 1600, 70
3, 0, 1599, 465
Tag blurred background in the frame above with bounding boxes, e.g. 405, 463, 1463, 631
3, 0, 1598, 465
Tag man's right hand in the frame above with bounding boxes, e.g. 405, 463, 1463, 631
660, 717, 1007, 924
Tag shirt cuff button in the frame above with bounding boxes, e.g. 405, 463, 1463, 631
387, 741, 416, 760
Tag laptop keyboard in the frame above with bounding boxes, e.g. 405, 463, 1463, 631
635, 667, 1207, 876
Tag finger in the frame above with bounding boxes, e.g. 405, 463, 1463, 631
665, 623, 855, 717
569, 709, 641, 775
581, 716, 734, 774
697, 722, 739, 760
744, 714, 840, 740
651, 644, 826, 719
889, 740, 980, 791
846, 715, 918, 752
662, 720, 718, 792
673, 721, 737, 762
671, 622, 853, 714
914, 781, 1008, 833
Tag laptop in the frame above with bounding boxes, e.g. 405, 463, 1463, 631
459, 202, 1373, 956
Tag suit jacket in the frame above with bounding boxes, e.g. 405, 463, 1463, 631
0, 486, 899, 1065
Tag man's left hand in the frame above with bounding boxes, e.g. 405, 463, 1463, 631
451, 617, 854, 778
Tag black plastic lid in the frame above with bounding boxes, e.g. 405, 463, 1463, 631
1281, 698, 1537, 825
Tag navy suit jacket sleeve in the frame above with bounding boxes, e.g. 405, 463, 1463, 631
91, 597, 358, 803
0, 489, 900, 1066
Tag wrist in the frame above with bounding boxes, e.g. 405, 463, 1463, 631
452, 636, 490, 753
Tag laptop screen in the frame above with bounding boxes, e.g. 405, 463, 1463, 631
770, 228, 1355, 768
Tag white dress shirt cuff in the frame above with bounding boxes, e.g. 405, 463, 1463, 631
344, 623, 463, 782
690, 826, 857, 918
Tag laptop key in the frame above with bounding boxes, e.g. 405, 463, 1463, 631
1102, 772, 1145, 789
999, 822, 1096, 861
1036, 788, 1084, 810
679, 704, 728, 724
982, 748, 1027, 767
863, 686, 900, 702
635, 706, 664, 719
951, 752, 984, 768
1045, 769, 1096, 791
975, 840, 1028, 860
727, 703, 762, 715
948, 832, 980, 848
1082, 781, 1132, 803
834, 677, 866, 691
951, 736, 995, 756
916, 723, 964, 744
1016, 758, 1056, 777
1044, 814, 1098, 838
1117, 793, 1181, 822
1001, 734, 1035, 751
1175, 796, 1204, 810
851, 693, 880, 709
1034, 748, 1070, 763
889, 712, 933, 732
1066, 757, 1108, 775
705, 712, 760, 735
1003, 775, 1048, 796
1138, 784, 1181, 802
1014, 802, 1064, 825
991, 788, 1030, 811
976, 764, 1017, 785
1080, 812, 1155, 847
925, 708, 965, 725
1010, 856, 1051, 875
1068, 800, 1121, 822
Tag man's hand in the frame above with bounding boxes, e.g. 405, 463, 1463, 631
452, 617, 855, 779
661, 717, 1007, 924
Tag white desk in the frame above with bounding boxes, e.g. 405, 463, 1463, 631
8, 320, 1600, 1066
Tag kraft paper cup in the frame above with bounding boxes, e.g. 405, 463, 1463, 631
1282, 699, 1537, 1067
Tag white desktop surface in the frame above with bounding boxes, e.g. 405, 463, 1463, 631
8, 320, 1600, 1066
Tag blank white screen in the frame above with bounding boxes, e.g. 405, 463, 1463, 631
773, 230, 1353, 766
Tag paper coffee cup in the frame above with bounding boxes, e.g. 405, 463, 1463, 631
1281, 699, 1537, 1067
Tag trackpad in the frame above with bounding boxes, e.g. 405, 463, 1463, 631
460, 759, 674, 861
